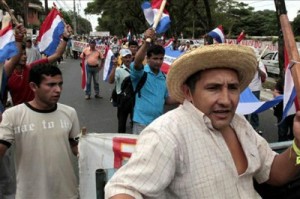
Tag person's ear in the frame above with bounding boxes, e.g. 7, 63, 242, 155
182, 84, 193, 102
29, 82, 38, 92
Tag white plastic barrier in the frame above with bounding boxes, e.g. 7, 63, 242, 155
79, 133, 138, 199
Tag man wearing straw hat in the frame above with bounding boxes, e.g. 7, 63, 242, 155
105, 44, 300, 199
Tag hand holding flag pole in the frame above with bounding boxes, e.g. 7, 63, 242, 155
145, 0, 167, 43
275, 0, 300, 107
0, 0, 19, 25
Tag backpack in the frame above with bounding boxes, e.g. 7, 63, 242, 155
118, 72, 147, 109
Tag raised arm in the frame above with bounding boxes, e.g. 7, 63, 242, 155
47, 24, 73, 63
133, 28, 156, 71
108, 56, 119, 84
4, 24, 26, 76
267, 111, 300, 186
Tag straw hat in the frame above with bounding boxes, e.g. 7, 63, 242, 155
167, 44, 257, 103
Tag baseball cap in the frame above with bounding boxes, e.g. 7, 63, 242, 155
120, 49, 132, 57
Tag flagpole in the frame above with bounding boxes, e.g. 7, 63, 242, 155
146, 0, 167, 43
0, 0, 19, 25
275, 0, 300, 107
257, 46, 269, 62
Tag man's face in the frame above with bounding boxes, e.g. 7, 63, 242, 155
89, 42, 96, 49
184, 68, 240, 131
129, 45, 138, 55
26, 41, 32, 48
33, 75, 63, 109
121, 55, 132, 67
147, 54, 164, 71
18, 49, 27, 65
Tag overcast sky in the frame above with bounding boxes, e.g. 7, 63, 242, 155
45, 0, 300, 32
237, 0, 300, 20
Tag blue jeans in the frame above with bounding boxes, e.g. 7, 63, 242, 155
85, 65, 100, 96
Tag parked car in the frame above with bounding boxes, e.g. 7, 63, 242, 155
261, 51, 279, 76
261, 49, 300, 76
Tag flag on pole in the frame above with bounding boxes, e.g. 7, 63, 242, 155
0, 23, 18, 63
127, 30, 131, 41
81, 57, 87, 91
208, 25, 225, 43
237, 30, 245, 44
102, 47, 115, 82
141, 0, 171, 34
161, 46, 183, 74
37, 7, 65, 56
282, 48, 298, 120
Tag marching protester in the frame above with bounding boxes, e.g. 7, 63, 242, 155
25, 38, 41, 64
178, 39, 191, 52
273, 78, 295, 141
80, 39, 105, 100
129, 28, 178, 135
246, 48, 267, 134
105, 44, 300, 198
0, 64, 80, 199
7, 24, 73, 106
0, 23, 26, 199
108, 49, 132, 133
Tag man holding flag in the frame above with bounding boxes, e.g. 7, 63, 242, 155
105, 44, 300, 199
0, 23, 26, 199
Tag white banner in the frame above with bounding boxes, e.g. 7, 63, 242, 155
79, 133, 138, 199
71, 41, 106, 54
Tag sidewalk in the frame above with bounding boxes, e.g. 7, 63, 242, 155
260, 88, 273, 101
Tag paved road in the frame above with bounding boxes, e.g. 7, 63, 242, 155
58, 58, 279, 143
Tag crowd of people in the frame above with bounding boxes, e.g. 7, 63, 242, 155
0, 19, 300, 199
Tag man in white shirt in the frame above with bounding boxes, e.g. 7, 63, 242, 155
247, 48, 268, 132
105, 44, 300, 199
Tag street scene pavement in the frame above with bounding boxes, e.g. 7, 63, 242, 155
58, 58, 279, 143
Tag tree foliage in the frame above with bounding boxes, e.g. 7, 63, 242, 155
3, 0, 300, 38
84, 0, 283, 38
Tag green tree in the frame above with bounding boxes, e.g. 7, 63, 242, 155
292, 10, 300, 37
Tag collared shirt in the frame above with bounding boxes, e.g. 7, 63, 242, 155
105, 100, 276, 199
130, 64, 168, 125
115, 64, 130, 94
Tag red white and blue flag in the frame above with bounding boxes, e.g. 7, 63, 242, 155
0, 23, 18, 63
141, 0, 171, 34
81, 57, 88, 91
103, 47, 115, 82
237, 30, 245, 44
37, 7, 65, 56
237, 87, 282, 115
282, 48, 298, 120
208, 25, 225, 43
161, 46, 183, 74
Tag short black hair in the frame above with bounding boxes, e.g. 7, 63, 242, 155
29, 64, 62, 86
128, 40, 138, 47
147, 44, 165, 58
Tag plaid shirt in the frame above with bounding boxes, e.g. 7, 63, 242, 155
105, 100, 276, 199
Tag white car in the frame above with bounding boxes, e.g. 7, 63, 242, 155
261, 49, 300, 76
261, 51, 279, 75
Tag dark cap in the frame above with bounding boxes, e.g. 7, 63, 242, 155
89, 39, 96, 44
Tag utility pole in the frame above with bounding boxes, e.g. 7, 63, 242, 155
73, 0, 77, 35
44, 0, 48, 14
